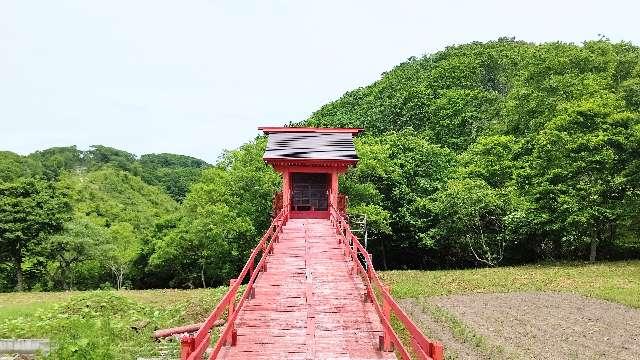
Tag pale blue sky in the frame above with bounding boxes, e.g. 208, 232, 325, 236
1, 0, 638, 163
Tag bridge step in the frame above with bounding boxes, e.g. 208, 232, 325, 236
218, 219, 396, 359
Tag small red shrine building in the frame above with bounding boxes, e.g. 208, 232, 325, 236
259, 126, 363, 219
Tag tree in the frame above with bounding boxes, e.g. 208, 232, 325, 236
0, 179, 71, 290
422, 179, 512, 266
146, 138, 280, 287
340, 131, 456, 268
138, 153, 210, 202
46, 216, 106, 290
149, 205, 253, 288
103, 223, 139, 290
85, 145, 139, 174
59, 167, 178, 231
27, 146, 83, 180
58, 167, 178, 289
457, 135, 520, 188
0, 151, 42, 182
520, 100, 639, 261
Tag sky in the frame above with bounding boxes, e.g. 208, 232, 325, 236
1, 1, 639, 163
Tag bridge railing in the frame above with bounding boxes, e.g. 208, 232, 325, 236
179, 208, 289, 360
330, 206, 444, 360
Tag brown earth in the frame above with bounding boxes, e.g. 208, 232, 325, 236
400, 298, 489, 360
401, 292, 640, 360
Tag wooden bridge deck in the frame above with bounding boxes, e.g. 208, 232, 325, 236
218, 219, 396, 360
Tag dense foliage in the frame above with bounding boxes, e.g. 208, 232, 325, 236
145, 139, 280, 288
306, 38, 640, 268
1, 38, 639, 292
0, 147, 211, 291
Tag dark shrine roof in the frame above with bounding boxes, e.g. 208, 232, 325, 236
260, 127, 362, 163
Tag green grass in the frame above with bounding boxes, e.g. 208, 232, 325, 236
0, 288, 228, 359
380, 260, 640, 308
1, 261, 637, 359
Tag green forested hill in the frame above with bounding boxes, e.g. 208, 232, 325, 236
304, 38, 640, 268
0, 147, 209, 291
1, 39, 639, 292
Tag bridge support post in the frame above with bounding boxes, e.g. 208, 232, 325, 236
230, 328, 238, 346
381, 285, 394, 352
227, 279, 237, 346
179, 335, 194, 360
431, 342, 444, 360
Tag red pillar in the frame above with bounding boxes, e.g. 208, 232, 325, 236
330, 170, 339, 210
282, 170, 290, 210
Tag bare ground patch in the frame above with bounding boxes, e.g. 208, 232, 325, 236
399, 299, 489, 360
427, 292, 640, 360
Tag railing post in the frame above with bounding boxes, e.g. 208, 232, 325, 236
231, 328, 238, 346
363, 288, 371, 303
180, 335, 195, 360
227, 279, 237, 346
351, 245, 357, 274
431, 341, 444, 360
382, 285, 393, 352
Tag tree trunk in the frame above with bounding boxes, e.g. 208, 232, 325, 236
59, 257, 69, 291
14, 251, 24, 292
111, 265, 125, 290
201, 263, 207, 288
117, 270, 124, 290
379, 237, 388, 270
61, 270, 68, 290
589, 236, 598, 262
609, 222, 615, 244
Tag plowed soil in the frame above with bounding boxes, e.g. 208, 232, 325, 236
401, 292, 640, 360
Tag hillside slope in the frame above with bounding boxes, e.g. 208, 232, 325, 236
304, 39, 640, 268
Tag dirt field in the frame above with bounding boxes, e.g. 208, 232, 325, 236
401, 292, 640, 360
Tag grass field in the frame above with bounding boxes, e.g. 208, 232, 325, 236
380, 260, 640, 308
0, 288, 228, 359
0, 261, 638, 359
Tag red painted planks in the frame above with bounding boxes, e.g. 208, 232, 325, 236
218, 219, 396, 360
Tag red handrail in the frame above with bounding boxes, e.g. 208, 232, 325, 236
179, 205, 443, 360
329, 206, 444, 360
179, 208, 289, 360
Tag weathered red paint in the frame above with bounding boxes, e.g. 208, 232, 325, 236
177, 209, 289, 360
330, 206, 444, 360
175, 127, 443, 359
176, 206, 444, 360
289, 210, 329, 219
216, 217, 395, 359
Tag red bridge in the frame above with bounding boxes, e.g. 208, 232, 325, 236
168, 128, 444, 360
